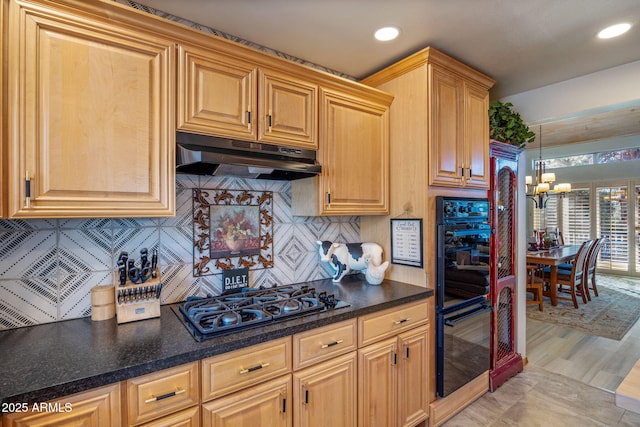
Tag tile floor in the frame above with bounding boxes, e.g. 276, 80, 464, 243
442, 364, 640, 426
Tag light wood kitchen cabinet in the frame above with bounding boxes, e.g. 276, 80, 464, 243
292, 318, 357, 370
358, 336, 397, 427
429, 64, 491, 189
257, 70, 318, 148
201, 375, 292, 427
137, 406, 199, 427
292, 86, 392, 216
362, 48, 493, 193
0, 0, 5, 218
358, 300, 429, 347
2, 383, 122, 427
126, 362, 199, 426
358, 303, 431, 427
397, 325, 430, 427
177, 43, 317, 149
201, 337, 292, 402
4, 0, 175, 218
293, 351, 357, 427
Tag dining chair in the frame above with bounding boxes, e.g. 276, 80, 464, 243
544, 239, 594, 308
583, 237, 606, 301
526, 265, 544, 311
557, 231, 565, 246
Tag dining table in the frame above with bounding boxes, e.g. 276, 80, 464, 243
526, 244, 582, 306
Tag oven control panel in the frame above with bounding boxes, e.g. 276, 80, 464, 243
442, 199, 489, 219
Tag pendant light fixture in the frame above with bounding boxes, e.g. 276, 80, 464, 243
526, 125, 571, 209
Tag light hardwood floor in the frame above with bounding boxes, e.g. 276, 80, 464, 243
526, 275, 640, 392
443, 274, 640, 426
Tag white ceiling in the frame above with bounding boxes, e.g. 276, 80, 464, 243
135, 0, 640, 99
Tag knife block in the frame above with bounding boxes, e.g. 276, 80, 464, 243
114, 269, 161, 324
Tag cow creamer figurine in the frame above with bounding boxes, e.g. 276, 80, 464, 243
317, 241, 389, 284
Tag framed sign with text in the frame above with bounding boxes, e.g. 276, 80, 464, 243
390, 218, 423, 268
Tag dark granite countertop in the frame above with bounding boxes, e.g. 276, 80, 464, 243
0, 276, 432, 406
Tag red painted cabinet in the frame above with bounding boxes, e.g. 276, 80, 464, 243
489, 141, 523, 390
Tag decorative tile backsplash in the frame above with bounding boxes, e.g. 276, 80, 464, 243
0, 176, 360, 329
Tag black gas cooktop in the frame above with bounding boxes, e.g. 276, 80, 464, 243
173, 284, 349, 341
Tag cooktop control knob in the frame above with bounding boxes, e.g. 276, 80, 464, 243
444, 202, 456, 216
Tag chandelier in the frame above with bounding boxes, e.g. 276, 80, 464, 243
526, 125, 571, 209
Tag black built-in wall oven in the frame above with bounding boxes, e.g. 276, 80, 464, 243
435, 196, 492, 397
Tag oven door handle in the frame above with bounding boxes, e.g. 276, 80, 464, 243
444, 304, 492, 327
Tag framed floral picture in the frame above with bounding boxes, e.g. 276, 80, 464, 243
193, 189, 273, 276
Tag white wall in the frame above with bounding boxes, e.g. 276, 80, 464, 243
516, 153, 527, 356
501, 60, 640, 123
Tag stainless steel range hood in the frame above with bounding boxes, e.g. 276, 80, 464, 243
176, 132, 322, 180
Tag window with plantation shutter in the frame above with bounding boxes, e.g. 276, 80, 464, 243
532, 196, 558, 233
528, 181, 639, 275
562, 188, 591, 245
596, 186, 628, 271
532, 208, 543, 232
544, 197, 559, 232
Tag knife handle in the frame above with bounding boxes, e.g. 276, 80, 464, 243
151, 249, 158, 278
117, 260, 127, 286
140, 248, 148, 268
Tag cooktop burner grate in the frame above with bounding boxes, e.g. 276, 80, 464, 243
173, 285, 348, 341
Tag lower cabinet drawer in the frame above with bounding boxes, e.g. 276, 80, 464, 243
358, 300, 429, 347
293, 318, 357, 370
2, 383, 122, 427
137, 406, 200, 427
201, 336, 292, 401
126, 362, 199, 426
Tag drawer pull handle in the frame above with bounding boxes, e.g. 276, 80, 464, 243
321, 339, 344, 349
144, 388, 185, 404
394, 318, 410, 325
239, 362, 270, 374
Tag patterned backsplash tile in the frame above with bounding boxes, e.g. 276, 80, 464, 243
0, 176, 360, 330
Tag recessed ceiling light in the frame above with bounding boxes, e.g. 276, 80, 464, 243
374, 26, 400, 41
598, 23, 632, 39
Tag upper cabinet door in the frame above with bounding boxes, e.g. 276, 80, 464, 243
317, 88, 389, 215
258, 69, 318, 149
429, 63, 490, 189
464, 82, 490, 189
178, 44, 257, 140
429, 66, 464, 187
7, 1, 175, 218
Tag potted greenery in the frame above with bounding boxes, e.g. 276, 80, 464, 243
488, 100, 535, 148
